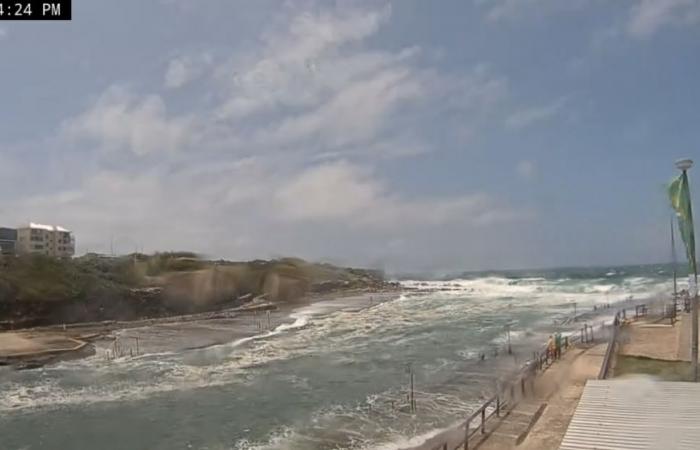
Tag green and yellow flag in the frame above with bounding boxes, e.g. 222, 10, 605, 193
669, 172, 697, 275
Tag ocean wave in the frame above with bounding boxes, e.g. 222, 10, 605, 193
1, 268, 677, 450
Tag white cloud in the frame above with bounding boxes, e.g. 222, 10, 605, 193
4, 156, 530, 267
275, 161, 529, 229
275, 161, 380, 221
516, 160, 537, 180
60, 3, 500, 162
481, 0, 546, 21
1, 3, 526, 271
164, 53, 213, 89
213, 6, 393, 120
61, 4, 507, 163
61, 86, 195, 156
626, 0, 700, 39
505, 96, 568, 130
477, 0, 587, 22
480, 0, 700, 42
256, 67, 425, 148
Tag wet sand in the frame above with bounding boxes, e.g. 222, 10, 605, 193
0, 332, 86, 357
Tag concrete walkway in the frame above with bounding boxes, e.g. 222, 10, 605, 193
617, 311, 697, 362
618, 318, 683, 361
476, 343, 606, 450
406, 343, 606, 450
516, 344, 605, 450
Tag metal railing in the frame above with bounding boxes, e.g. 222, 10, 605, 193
598, 314, 620, 379
598, 303, 651, 379
424, 300, 660, 450
460, 335, 584, 450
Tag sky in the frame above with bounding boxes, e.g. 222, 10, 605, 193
0, 0, 699, 273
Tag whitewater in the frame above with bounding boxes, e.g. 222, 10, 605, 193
0, 264, 677, 450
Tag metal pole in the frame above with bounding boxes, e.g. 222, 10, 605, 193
672, 215, 678, 301
694, 270, 698, 382
507, 324, 512, 355
410, 369, 415, 412
464, 419, 470, 450
681, 168, 700, 382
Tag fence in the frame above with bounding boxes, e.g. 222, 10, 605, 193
429, 302, 651, 450
456, 324, 594, 450
598, 312, 621, 379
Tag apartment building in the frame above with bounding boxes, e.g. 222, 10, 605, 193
0, 227, 17, 255
16, 223, 75, 258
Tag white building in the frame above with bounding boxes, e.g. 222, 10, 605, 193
16, 223, 75, 258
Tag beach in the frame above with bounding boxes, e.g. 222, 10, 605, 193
0, 265, 674, 450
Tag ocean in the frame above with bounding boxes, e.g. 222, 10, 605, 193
0, 264, 678, 450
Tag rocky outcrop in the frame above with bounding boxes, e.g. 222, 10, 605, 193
0, 254, 397, 330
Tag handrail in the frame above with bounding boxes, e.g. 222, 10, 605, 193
428, 302, 649, 450
598, 320, 618, 379
598, 306, 640, 379
466, 394, 498, 423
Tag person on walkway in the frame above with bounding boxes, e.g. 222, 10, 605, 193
554, 332, 562, 360
547, 335, 555, 363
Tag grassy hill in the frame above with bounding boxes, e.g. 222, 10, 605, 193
0, 253, 392, 329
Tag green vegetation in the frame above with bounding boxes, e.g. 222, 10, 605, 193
0, 254, 134, 303
614, 355, 692, 381
0, 253, 392, 328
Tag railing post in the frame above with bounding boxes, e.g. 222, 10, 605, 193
464, 419, 470, 450
481, 408, 486, 434
496, 395, 501, 417
521, 377, 526, 397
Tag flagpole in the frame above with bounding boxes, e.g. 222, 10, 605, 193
676, 159, 698, 382
672, 215, 678, 315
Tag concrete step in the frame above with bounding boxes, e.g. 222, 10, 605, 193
478, 402, 547, 449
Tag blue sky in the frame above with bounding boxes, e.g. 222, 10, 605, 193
0, 0, 698, 272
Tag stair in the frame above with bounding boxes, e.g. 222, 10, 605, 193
474, 401, 547, 450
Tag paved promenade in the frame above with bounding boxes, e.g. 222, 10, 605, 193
407, 342, 606, 450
